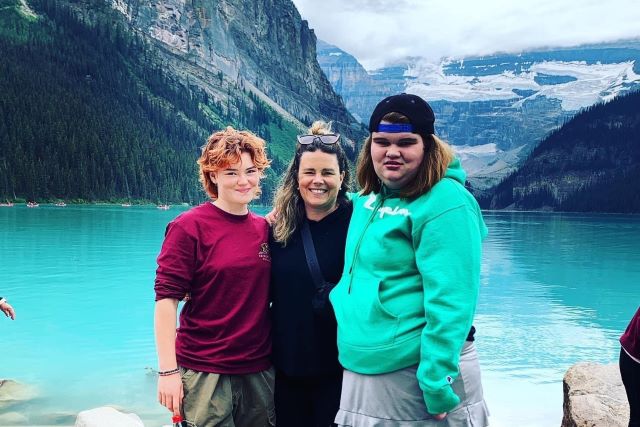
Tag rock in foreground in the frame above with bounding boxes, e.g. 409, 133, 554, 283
562, 362, 629, 427
0, 379, 38, 409
75, 407, 144, 427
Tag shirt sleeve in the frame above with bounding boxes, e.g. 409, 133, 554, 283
412, 205, 484, 414
154, 221, 196, 301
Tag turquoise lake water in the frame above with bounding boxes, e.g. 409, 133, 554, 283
0, 205, 638, 426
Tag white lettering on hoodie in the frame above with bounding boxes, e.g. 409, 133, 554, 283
364, 194, 411, 219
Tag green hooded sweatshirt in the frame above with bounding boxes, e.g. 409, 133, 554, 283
329, 158, 488, 414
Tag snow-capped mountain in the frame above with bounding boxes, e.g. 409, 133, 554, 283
406, 60, 639, 110
317, 39, 640, 188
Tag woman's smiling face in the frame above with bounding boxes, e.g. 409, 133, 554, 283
297, 150, 344, 216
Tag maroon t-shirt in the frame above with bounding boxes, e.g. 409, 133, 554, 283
621, 306, 640, 360
154, 202, 272, 374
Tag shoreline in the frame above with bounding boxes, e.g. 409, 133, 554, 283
3, 360, 631, 427
2, 200, 638, 215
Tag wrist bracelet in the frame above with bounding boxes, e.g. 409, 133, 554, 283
158, 368, 180, 376
0, 298, 6, 305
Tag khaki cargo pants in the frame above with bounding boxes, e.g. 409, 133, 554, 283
180, 367, 276, 427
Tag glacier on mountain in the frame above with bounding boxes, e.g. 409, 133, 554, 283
316, 39, 640, 187
405, 60, 640, 111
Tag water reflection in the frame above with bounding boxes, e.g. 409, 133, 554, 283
0, 207, 638, 426
477, 211, 639, 425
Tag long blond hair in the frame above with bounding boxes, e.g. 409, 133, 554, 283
272, 121, 350, 245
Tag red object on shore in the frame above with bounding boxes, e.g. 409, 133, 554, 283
172, 415, 188, 426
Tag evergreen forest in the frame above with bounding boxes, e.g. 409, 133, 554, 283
0, 0, 306, 204
479, 89, 640, 213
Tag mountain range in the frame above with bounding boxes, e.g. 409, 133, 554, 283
110, 0, 362, 136
2, 0, 639, 212
317, 39, 640, 189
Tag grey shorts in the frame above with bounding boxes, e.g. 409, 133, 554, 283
334, 341, 490, 426
180, 366, 276, 427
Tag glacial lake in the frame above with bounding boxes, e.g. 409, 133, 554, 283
0, 205, 638, 426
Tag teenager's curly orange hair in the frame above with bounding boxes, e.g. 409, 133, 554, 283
197, 126, 270, 199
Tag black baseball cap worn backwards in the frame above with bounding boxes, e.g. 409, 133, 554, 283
368, 93, 435, 135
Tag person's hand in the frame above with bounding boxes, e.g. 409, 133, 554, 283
264, 208, 278, 225
0, 301, 15, 320
158, 373, 183, 416
433, 412, 447, 421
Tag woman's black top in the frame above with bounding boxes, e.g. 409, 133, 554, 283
270, 201, 353, 377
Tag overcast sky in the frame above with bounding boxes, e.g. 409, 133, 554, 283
291, 0, 640, 70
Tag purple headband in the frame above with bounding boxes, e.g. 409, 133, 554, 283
376, 123, 414, 133
369, 93, 435, 135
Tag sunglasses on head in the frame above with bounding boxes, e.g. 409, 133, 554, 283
296, 134, 340, 145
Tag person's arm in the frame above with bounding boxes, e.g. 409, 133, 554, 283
155, 298, 182, 416
154, 220, 196, 416
0, 297, 15, 320
413, 205, 484, 415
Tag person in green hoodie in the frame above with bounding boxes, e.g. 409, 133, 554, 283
330, 93, 490, 426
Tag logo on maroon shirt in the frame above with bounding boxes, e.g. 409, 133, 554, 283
258, 242, 271, 262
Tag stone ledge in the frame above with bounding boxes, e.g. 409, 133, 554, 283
0, 379, 38, 410
562, 362, 630, 427
75, 407, 144, 427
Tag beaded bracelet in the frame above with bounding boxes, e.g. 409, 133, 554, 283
158, 368, 180, 376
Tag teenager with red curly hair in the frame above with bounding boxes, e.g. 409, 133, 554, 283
154, 127, 275, 427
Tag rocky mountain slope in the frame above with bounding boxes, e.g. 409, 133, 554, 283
478, 90, 640, 213
0, 0, 364, 203
109, 0, 361, 137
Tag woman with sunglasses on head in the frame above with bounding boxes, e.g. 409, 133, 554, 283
270, 121, 352, 427
154, 127, 275, 427
330, 93, 490, 426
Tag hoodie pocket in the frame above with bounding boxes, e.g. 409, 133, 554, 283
334, 278, 400, 348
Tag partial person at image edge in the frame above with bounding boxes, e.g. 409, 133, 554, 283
620, 306, 640, 427
0, 297, 15, 320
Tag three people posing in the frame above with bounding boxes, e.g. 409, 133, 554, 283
154, 93, 489, 426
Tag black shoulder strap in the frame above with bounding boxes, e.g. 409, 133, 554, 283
301, 220, 326, 291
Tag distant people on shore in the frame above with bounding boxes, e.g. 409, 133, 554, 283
620, 306, 640, 427
329, 93, 490, 426
154, 127, 274, 427
269, 121, 351, 426
0, 297, 15, 320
